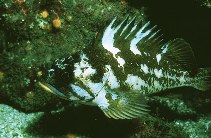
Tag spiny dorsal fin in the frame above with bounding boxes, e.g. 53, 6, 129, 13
100, 90, 149, 119
163, 38, 198, 76
102, 17, 198, 75
108, 17, 163, 55
101, 17, 163, 68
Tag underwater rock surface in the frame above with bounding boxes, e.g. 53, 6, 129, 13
0, 103, 210, 138
0, 104, 43, 138
0, 0, 211, 137
0, 0, 146, 112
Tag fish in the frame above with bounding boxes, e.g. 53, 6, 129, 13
39, 16, 211, 119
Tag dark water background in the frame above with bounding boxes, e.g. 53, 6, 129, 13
140, 0, 211, 68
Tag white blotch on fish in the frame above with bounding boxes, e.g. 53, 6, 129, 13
102, 18, 125, 67
102, 65, 120, 89
141, 64, 149, 74
92, 88, 110, 109
154, 68, 163, 78
74, 53, 96, 78
125, 74, 146, 90
130, 22, 151, 55
70, 84, 92, 100
156, 45, 168, 64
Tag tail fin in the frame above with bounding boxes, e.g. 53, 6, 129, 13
193, 68, 211, 91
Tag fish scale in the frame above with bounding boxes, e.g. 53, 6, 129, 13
39, 17, 211, 119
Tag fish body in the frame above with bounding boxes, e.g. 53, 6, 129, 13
39, 17, 211, 119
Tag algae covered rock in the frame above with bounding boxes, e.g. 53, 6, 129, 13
0, 104, 43, 138
0, 0, 145, 111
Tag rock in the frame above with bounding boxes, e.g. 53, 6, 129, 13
0, 104, 43, 138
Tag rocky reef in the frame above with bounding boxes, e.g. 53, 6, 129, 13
0, 0, 211, 137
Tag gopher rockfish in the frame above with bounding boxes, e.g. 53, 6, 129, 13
39, 17, 211, 119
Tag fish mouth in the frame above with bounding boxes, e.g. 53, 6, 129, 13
38, 81, 67, 99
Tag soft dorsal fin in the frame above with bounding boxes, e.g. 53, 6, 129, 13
163, 38, 198, 76
100, 90, 149, 119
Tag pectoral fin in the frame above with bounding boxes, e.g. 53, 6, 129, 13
100, 90, 149, 119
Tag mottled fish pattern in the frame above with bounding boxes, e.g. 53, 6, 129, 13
39, 17, 211, 119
